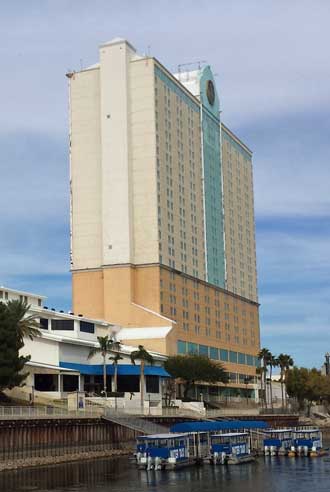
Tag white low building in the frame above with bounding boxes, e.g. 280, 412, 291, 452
1, 286, 170, 413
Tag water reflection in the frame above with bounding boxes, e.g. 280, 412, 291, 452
1, 455, 330, 492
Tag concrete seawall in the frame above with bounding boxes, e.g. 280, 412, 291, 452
0, 417, 138, 471
0, 413, 301, 471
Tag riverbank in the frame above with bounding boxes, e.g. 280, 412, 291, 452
0, 447, 132, 472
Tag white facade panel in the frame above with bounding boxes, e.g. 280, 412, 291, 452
99, 41, 135, 266
70, 68, 102, 270
22, 336, 60, 367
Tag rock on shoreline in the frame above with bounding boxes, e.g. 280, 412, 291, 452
0, 448, 132, 472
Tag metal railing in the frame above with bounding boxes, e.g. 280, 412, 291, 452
0, 404, 263, 420
206, 407, 259, 417
103, 408, 168, 434
0, 406, 100, 420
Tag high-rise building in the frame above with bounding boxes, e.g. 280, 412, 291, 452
68, 38, 260, 394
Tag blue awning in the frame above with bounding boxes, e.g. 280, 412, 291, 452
59, 362, 170, 377
170, 420, 268, 433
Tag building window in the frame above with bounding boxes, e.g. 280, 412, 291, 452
199, 345, 208, 357
80, 321, 95, 334
146, 375, 160, 394
51, 319, 74, 331
229, 351, 238, 363
210, 347, 219, 360
238, 352, 246, 365
117, 375, 139, 393
62, 375, 79, 392
34, 374, 58, 392
177, 340, 187, 354
246, 354, 254, 366
40, 318, 49, 330
220, 349, 229, 362
187, 342, 198, 354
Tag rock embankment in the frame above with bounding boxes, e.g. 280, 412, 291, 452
0, 447, 132, 472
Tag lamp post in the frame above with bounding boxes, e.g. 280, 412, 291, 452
244, 377, 251, 406
325, 353, 330, 376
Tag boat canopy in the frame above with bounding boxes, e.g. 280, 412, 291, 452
170, 420, 268, 433
211, 432, 249, 437
293, 429, 320, 434
264, 428, 293, 434
137, 433, 188, 440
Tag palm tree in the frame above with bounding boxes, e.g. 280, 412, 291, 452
6, 300, 41, 343
277, 354, 288, 408
130, 345, 154, 414
256, 367, 264, 407
108, 343, 123, 393
258, 348, 271, 408
283, 354, 294, 408
268, 353, 278, 410
88, 336, 117, 397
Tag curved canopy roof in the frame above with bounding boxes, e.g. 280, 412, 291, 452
60, 362, 170, 377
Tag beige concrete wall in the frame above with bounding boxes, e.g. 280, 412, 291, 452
130, 58, 159, 264
72, 269, 104, 320
73, 264, 259, 375
72, 266, 171, 328
134, 264, 161, 312
154, 64, 206, 280
221, 124, 258, 302
159, 266, 260, 365
99, 40, 136, 266
69, 68, 102, 270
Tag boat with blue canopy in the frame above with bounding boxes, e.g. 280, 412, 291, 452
209, 431, 254, 465
135, 420, 269, 471
135, 432, 209, 470
263, 428, 293, 455
289, 428, 323, 457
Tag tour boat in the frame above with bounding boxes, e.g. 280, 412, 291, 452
136, 433, 197, 470
289, 428, 323, 457
209, 431, 255, 465
263, 428, 293, 455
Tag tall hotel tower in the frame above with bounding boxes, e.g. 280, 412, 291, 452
68, 38, 260, 388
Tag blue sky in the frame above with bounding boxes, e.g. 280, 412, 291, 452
0, 1, 329, 367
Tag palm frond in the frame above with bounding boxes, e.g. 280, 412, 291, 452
130, 345, 154, 365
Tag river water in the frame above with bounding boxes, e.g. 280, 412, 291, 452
1, 455, 330, 492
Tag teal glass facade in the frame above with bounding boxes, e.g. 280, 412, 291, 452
177, 340, 258, 368
199, 67, 225, 288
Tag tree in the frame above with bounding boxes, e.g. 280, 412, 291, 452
258, 348, 271, 408
6, 300, 41, 344
0, 301, 40, 391
108, 342, 123, 393
88, 336, 118, 397
164, 354, 228, 399
286, 366, 326, 413
130, 345, 154, 414
286, 367, 309, 410
277, 354, 294, 408
268, 353, 278, 410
